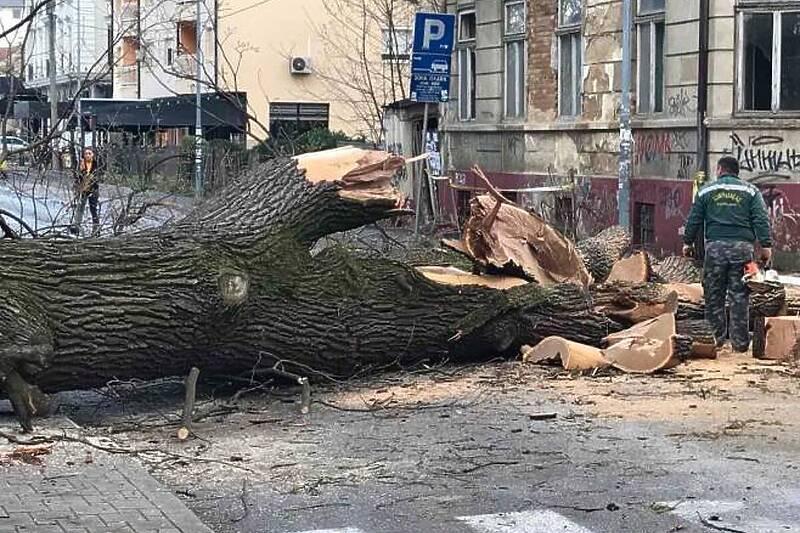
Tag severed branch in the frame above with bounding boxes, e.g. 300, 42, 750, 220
177, 367, 200, 441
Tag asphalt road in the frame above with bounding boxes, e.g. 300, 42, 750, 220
23, 355, 800, 533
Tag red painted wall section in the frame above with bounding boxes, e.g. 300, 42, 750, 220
440, 172, 800, 256
630, 179, 693, 255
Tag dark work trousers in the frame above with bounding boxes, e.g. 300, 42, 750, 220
703, 240, 755, 352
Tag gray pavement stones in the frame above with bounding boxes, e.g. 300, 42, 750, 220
0, 418, 213, 533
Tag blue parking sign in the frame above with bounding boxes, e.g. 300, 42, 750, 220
412, 12, 456, 55
410, 12, 456, 103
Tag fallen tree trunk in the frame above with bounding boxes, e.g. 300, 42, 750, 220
0, 151, 622, 429
576, 226, 631, 284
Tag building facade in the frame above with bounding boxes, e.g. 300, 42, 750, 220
111, 0, 216, 99
25, 0, 112, 99
0, 0, 27, 75
442, 0, 800, 267
218, 0, 430, 145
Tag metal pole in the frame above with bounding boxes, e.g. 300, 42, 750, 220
414, 102, 429, 237
76, 0, 82, 151
193, 0, 203, 198
47, 0, 58, 169
617, 0, 633, 230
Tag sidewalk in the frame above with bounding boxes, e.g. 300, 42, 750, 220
0, 419, 213, 533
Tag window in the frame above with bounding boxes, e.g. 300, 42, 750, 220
740, 8, 800, 111
636, 0, 665, 113
459, 10, 476, 42
633, 202, 656, 247
26, 64, 32, 81
457, 10, 476, 121
177, 20, 197, 55
269, 102, 330, 141
504, 1, 526, 118
381, 27, 412, 61
639, 0, 664, 15
558, 0, 582, 117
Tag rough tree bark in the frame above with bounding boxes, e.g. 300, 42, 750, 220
0, 156, 622, 430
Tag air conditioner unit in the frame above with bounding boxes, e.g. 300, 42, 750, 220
290, 56, 312, 75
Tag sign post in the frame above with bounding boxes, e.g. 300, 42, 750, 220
410, 12, 456, 236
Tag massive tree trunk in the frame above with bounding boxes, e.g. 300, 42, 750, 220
0, 153, 621, 430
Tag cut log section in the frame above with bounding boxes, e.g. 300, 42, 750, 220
764, 317, 800, 361
462, 195, 592, 287
607, 251, 650, 284
676, 319, 718, 359
416, 266, 529, 290
521, 336, 610, 371
668, 283, 705, 321
576, 226, 631, 284
602, 314, 681, 374
651, 256, 703, 284
592, 282, 679, 324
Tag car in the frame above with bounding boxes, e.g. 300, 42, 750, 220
0, 136, 29, 152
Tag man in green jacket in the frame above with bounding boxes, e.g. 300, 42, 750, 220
682, 156, 772, 352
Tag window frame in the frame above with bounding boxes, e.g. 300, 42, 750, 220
457, 46, 476, 121
736, 6, 800, 114
503, 0, 526, 119
635, 3, 666, 115
458, 9, 476, 44
557, 0, 583, 118
380, 26, 412, 62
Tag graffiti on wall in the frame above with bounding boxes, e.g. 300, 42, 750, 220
633, 130, 695, 180
730, 133, 800, 175
635, 131, 673, 164
660, 185, 686, 221
667, 88, 697, 118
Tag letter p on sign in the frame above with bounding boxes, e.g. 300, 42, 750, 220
423, 19, 445, 50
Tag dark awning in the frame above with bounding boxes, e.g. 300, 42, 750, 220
14, 92, 248, 131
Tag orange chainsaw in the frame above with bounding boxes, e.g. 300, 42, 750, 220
743, 261, 800, 287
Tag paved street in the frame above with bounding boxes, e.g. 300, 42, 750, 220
3, 354, 799, 533
0, 421, 212, 533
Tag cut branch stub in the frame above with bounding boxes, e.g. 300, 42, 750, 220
462, 195, 592, 287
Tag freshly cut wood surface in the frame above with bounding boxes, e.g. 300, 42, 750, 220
295, 146, 406, 205
607, 251, 650, 284
522, 336, 610, 371
463, 195, 592, 287
602, 313, 679, 374
764, 317, 800, 361
416, 266, 529, 290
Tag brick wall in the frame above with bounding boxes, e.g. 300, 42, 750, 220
528, 0, 558, 121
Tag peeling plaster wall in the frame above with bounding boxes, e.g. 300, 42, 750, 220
441, 0, 800, 261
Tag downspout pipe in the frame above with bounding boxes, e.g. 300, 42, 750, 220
696, 0, 709, 177
694, 0, 710, 259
